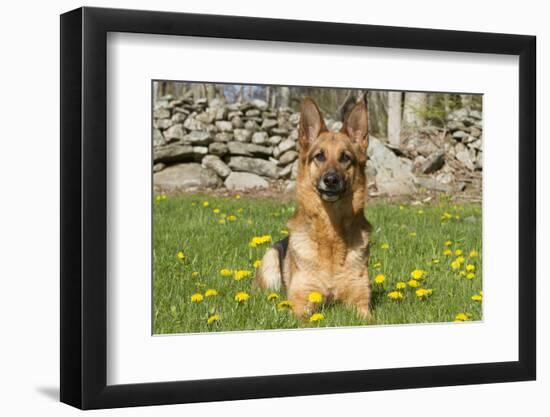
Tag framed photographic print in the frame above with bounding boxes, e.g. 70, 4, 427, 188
60, 6, 536, 410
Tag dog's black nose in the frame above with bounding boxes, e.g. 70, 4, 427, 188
322, 172, 342, 190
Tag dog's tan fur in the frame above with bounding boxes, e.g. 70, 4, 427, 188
256, 97, 371, 319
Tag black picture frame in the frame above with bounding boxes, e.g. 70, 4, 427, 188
60, 6, 536, 410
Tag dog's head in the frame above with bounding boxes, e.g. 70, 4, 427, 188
297, 97, 368, 203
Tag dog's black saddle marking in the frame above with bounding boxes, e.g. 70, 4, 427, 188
273, 237, 289, 272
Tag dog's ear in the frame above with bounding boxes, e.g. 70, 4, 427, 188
299, 98, 326, 150
341, 99, 368, 151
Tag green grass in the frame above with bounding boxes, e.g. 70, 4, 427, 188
153, 193, 482, 334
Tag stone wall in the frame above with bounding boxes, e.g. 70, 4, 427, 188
153, 95, 482, 196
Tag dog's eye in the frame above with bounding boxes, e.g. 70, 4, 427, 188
339, 153, 351, 163
314, 152, 326, 162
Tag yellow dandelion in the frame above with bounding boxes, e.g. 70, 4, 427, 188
207, 314, 220, 325
469, 250, 479, 257
155, 195, 161, 203
309, 313, 325, 322
471, 294, 482, 302
409, 232, 417, 237
190, 293, 204, 303
381, 243, 390, 250
407, 279, 419, 288
415, 288, 433, 298
308, 291, 323, 303
399, 205, 405, 210
281, 229, 289, 236
388, 291, 404, 300
191, 271, 199, 278
234, 292, 250, 302
213, 208, 220, 214
450, 260, 460, 270
410, 269, 426, 280
455, 313, 470, 322
466, 272, 476, 279
235, 194, 241, 199
395, 282, 407, 290
202, 201, 209, 207
466, 264, 475, 272
444, 240, 453, 246
249, 235, 272, 248
218, 219, 226, 224
205, 289, 218, 297
443, 249, 452, 256
234, 270, 252, 281
455, 249, 463, 256
191, 202, 197, 206
373, 261, 382, 270
277, 300, 293, 310
237, 208, 244, 213
374, 274, 386, 285
432, 259, 440, 264
459, 271, 467, 277
177, 251, 185, 260
227, 215, 237, 222
267, 293, 279, 301
253, 259, 262, 268
417, 210, 424, 215
219, 268, 233, 277
456, 256, 465, 264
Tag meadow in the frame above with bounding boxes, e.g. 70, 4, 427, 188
153, 193, 482, 334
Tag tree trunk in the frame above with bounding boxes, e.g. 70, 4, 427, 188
387, 92, 402, 146
280, 87, 290, 108
403, 92, 427, 131
205, 84, 217, 102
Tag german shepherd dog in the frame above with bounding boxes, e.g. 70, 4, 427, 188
255, 97, 371, 320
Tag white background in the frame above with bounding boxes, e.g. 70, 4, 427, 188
108, 34, 518, 384
0, 0, 546, 416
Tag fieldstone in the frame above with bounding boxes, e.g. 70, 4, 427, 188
455, 148, 476, 170
155, 118, 172, 130
284, 180, 296, 194
192, 146, 208, 162
163, 124, 185, 142
171, 112, 187, 124
419, 150, 445, 174
233, 129, 252, 142
248, 144, 273, 157
154, 163, 221, 191
196, 110, 216, 124
270, 127, 289, 136
469, 110, 482, 120
447, 108, 469, 121
469, 126, 482, 138
245, 109, 261, 117
251, 99, 268, 110
289, 112, 300, 125
244, 120, 259, 132
367, 136, 416, 195
214, 132, 233, 143
414, 177, 453, 193
279, 150, 298, 165
228, 110, 243, 119
278, 138, 296, 154
224, 172, 269, 190
228, 156, 279, 178
215, 120, 233, 132
227, 142, 272, 157
202, 155, 231, 179
154, 144, 194, 163
452, 130, 467, 140
261, 119, 278, 130
273, 146, 281, 158
290, 160, 299, 180
183, 117, 205, 131
447, 120, 465, 131
469, 139, 482, 150
405, 135, 438, 157
288, 129, 299, 141
268, 135, 283, 146
153, 129, 166, 147
231, 116, 244, 129
278, 163, 293, 179
181, 131, 213, 146
208, 142, 228, 156
153, 163, 165, 173
228, 141, 250, 156
215, 107, 227, 121
252, 131, 269, 145
154, 108, 171, 119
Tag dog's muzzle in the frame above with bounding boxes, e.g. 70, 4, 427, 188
317, 171, 345, 202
